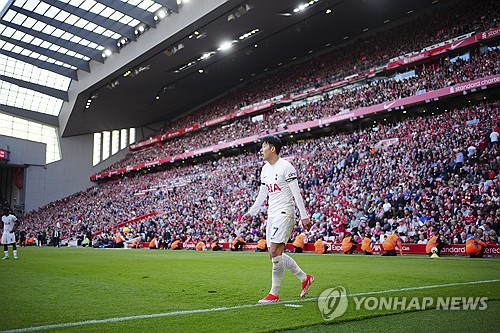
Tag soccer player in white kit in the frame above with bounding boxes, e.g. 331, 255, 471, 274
242, 136, 314, 303
2, 207, 19, 260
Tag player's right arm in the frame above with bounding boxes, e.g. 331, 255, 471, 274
243, 184, 268, 220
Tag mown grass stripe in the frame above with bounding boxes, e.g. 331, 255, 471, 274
2, 279, 499, 333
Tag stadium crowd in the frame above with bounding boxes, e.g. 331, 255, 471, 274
9, 0, 500, 252
131, 0, 499, 147
18, 101, 500, 251
99, 48, 499, 173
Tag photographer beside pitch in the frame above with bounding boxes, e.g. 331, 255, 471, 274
241, 136, 314, 304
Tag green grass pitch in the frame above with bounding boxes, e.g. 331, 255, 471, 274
0, 247, 499, 333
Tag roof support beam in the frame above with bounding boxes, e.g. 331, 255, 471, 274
0, 75, 69, 102
2, 36, 90, 72
0, 104, 59, 127
96, 0, 156, 28
41, 0, 137, 42
0, 49, 78, 80
1, 20, 104, 64
11, 5, 119, 53
0, 0, 14, 19
155, 0, 179, 13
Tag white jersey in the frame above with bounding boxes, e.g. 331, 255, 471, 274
261, 158, 299, 217
2, 214, 17, 233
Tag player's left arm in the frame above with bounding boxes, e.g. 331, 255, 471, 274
12, 216, 20, 233
284, 164, 311, 230
288, 179, 311, 230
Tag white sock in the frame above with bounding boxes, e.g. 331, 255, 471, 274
270, 255, 284, 296
283, 253, 307, 282
4, 250, 8, 258
13, 250, 18, 258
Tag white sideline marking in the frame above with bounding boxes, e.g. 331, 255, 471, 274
283, 304, 303, 308
2, 279, 499, 333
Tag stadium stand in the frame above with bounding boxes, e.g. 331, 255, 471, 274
20, 100, 499, 249
97, 49, 499, 174
127, 0, 499, 150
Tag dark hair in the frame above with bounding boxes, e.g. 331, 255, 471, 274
262, 135, 283, 155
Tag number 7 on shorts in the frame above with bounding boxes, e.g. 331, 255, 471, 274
272, 227, 279, 237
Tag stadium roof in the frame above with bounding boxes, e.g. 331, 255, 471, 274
0, 0, 443, 137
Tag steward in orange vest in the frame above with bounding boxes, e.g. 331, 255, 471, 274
231, 235, 245, 251
293, 233, 305, 253
314, 237, 327, 254
115, 232, 125, 248
426, 231, 444, 256
256, 238, 267, 252
341, 233, 357, 254
211, 240, 223, 251
361, 235, 373, 255
171, 239, 182, 250
195, 241, 205, 251
466, 235, 486, 258
149, 237, 159, 249
382, 231, 402, 256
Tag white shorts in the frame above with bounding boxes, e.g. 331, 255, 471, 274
2, 232, 16, 245
266, 215, 295, 247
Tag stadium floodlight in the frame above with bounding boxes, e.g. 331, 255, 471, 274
218, 41, 233, 51
239, 28, 260, 40
293, 0, 319, 13
200, 52, 214, 60
102, 49, 112, 58
158, 10, 167, 19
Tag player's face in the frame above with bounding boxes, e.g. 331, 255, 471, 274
260, 142, 274, 161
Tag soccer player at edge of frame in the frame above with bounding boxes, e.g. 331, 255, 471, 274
2, 207, 20, 260
241, 135, 314, 304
